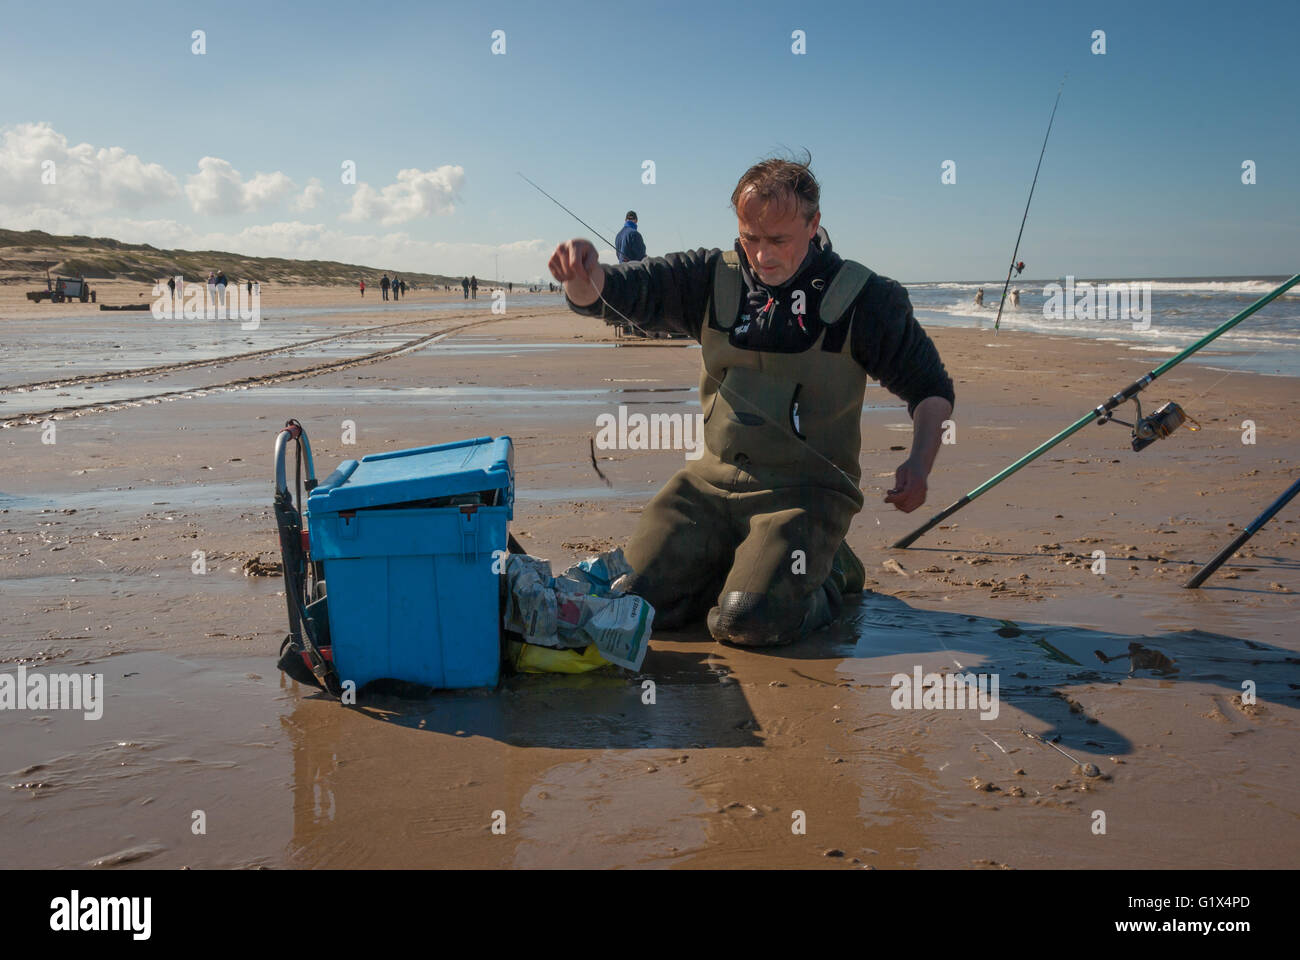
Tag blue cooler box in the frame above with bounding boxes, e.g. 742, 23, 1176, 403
307, 436, 513, 690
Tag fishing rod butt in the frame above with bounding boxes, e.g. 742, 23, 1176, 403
1183, 530, 1253, 589
1185, 476, 1300, 588
891, 497, 969, 549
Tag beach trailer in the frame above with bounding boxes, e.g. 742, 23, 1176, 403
49, 277, 94, 303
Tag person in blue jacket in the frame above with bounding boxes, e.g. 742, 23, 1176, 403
615, 211, 646, 263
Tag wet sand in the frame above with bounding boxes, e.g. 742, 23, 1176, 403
2, 283, 1297, 868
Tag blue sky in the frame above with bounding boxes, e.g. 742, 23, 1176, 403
1, 0, 1296, 281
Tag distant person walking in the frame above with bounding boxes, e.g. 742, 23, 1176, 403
470, 275, 478, 299
206, 272, 217, 307
615, 211, 646, 263
399, 279, 407, 298
392, 277, 401, 301
381, 274, 391, 301
462, 277, 469, 298
974, 287, 984, 307
359, 279, 366, 297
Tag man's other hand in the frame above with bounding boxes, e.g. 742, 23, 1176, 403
885, 457, 929, 513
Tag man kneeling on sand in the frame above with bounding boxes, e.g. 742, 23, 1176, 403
548, 155, 955, 646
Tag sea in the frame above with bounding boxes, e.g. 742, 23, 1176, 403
904, 276, 1300, 378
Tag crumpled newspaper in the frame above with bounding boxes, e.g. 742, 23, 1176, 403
502, 547, 652, 671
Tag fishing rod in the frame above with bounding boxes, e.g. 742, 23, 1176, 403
518, 171, 661, 339
518, 172, 618, 251
1185, 475, 1300, 588
893, 273, 1300, 549
994, 76, 1065, 333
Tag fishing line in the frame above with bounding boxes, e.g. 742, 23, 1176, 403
517, 172, 617, 250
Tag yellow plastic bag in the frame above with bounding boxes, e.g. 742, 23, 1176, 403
508, 640, 610, 674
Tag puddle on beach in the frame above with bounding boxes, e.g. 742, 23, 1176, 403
0, 324, 323, 387
0, 481, 268, 515
0, 652, 292, 869
2, 382, 659, 419
0, 648, 749, 868
249, 385, 614, 403
0, 590, 1294, 868
0, 477, 650, 516
0, 318, 608, 392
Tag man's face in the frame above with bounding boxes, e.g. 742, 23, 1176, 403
736, 189, 820, 287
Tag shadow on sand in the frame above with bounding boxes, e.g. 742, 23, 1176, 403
317, 591, 1298, 756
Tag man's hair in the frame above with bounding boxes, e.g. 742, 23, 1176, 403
731, 151, 819, 223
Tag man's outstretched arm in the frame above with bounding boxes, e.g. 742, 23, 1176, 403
549, 238, 718, 340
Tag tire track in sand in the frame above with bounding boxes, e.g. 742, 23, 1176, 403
0, 310, 489, 395
0, 312, 541, 428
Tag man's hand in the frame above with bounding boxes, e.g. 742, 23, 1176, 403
548, 238, 604, 306
884, 456, 929, 513
885, 395, 951, 512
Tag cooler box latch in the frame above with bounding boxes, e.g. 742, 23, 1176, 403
459, 504, 479, 562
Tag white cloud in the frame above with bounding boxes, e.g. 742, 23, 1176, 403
185, 157, 296, 215
291, 177, 324, 212
0, 125, 532, 275
0, 122, 180, 213
342, 165, 465, 225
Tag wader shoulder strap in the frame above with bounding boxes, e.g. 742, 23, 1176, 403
712, 250, 743, 330
713, 252, 872, 332
820, 260, 874, 326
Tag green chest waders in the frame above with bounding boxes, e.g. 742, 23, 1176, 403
620, 251, 875, 645
695, 250, 873, 503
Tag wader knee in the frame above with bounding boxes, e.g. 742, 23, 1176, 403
612, 572, 709, 630
706, 584, 842, 647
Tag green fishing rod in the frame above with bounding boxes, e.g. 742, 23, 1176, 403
994, 76, 1065, 333
893, 273, 1300, 549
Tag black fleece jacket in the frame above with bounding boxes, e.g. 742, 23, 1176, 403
566, 237, 955, 416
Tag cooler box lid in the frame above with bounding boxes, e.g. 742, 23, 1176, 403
307, 435, 513, 514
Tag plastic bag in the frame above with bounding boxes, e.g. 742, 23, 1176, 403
507, 640, 608, 674
502, 554, 560, 644
503, 548, 653, 671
